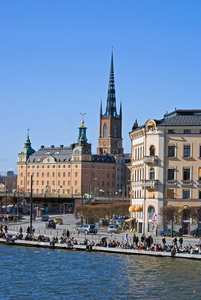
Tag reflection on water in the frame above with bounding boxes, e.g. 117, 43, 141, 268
0, 245, 200, 299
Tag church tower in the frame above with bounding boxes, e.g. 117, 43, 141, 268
97, 51, 123, 155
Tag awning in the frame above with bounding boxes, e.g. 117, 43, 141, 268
125, 218, 135, 222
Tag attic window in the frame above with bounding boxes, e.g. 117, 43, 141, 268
54, 151, 60, 155
45, 151, 50, 155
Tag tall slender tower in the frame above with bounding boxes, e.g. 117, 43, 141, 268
97, 51, 123, 155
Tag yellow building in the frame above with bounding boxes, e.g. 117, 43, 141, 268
17, 121, 116, 198
129, 109, 201, 234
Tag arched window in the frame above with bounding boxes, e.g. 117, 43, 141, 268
103, 123, 107, 137
150, 167, 155, 180
150, 145, 155, 156
114, 124, 118, 138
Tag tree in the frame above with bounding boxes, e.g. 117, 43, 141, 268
160, 206, 179, 237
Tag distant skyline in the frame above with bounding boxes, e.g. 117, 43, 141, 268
1, 1, 201, 174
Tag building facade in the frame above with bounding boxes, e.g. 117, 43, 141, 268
129, 110, 201, 234
17, 122, 116, 197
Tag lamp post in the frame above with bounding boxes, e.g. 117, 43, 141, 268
17, 185, 19, 217
30, 175, 33, 234
81, 184, 84, 226
5, 188, 8, 215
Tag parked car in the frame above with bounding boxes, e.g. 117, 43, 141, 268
159, 228, 181, 237
77, 224, 97, 234
190, 228, 201, 238
46, 219, 56, 229
108, 224, 121, 233
54, 218, 63, 225
41, 215, 49, 222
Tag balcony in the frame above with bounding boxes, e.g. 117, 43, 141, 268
143, 156, 158, 165
141, 180, 158, 189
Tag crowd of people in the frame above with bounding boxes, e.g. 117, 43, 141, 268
83, 233, 201, 256
0, 225, 201, 256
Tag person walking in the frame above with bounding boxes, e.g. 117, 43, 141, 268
133, 233, 136, 246
173, 237, 177, 246
67, 229, 70, 238
179, 236, 183, 249
125, 234, 128, 246
135, 236, 139, 247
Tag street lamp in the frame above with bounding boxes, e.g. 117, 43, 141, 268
30, 174, 33, 234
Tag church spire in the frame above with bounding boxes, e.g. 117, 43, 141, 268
105, 49, 117, 117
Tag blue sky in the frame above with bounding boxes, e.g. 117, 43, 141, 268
1, 0, 201, 174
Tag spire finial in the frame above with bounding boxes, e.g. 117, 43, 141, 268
80, 113, 86, 126
27, 128, 30, 138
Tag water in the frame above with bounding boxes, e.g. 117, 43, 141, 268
0, 244, 200, 299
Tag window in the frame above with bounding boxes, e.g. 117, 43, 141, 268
107, 182, 110, 187
58, 165, 60, 168
42, 181, 44, 186
36, 181, 39, 185
114, 124, 118, 138
63, 172, 65, 177
52, 172, 55, 177
47, 172, 49, 177
52, 181, 55, 185
63, 181, 65, 186
150, 145, 155, 156
75, 165, 77, 168
199, 168, 201, 181
183, 167, 190, 180
75, 180, 77, 186
183, 145, 191, 157
167, 169, 174, 180
168, 145, 175, 157
58, 180, 60, 186
42, 173, 44, 177
167, 189, 174, 199
184, 129, 191, 134
58, 172, 60, 177
149, 189, 154, 199
68, 181, 70, 186
68, 172, 70, 177
168, 129, 175, 134
183, 189, 190, 199
28, 172, 30, 177
37, 172, 39, 177
150, 168, 155, 180
75, 172, 78, 177
103, 123, 107, 137
75, 189, 77, 194
107, 173, 109, 178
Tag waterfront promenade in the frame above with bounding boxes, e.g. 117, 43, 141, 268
0, 237, 201, 260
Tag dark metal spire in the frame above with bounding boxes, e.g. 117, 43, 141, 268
100, 100, 102, 115
105, 49, 117, 117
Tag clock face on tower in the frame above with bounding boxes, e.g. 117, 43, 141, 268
102, 141, 106, 146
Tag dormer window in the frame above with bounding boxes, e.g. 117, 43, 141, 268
54, 151, 60, 155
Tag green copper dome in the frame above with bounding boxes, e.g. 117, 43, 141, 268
18, 132, 35, 157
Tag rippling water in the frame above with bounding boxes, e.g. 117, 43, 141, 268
0, 244, 200, 299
